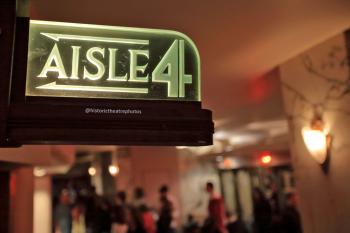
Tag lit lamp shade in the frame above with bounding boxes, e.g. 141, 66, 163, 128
302, 128, 328, 164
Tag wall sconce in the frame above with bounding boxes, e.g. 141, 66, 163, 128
302, 117, 332, 164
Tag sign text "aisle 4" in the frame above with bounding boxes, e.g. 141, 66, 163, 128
26, 20, 201, 101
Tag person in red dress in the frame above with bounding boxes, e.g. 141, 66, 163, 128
204, 182, 227, 233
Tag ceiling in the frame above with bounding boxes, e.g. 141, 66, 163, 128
29, 0, 350, 155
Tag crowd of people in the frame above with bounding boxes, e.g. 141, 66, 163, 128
252, 187, 302, 233
54, 185, 179, 233
54, 182, 302, 233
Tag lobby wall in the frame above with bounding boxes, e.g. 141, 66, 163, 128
279, 31, 350, 233
178, 152, 221, 223
117, 147, 181, 209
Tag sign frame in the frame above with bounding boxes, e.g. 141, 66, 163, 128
25, 20, 201, 102
0, 16, 214, 147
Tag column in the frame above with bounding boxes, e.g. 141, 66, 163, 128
33, 176, 52, 233
279, 31, 350, 233
10, 167, 34, 233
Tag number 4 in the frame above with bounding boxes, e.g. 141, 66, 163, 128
152, 39, 192, 98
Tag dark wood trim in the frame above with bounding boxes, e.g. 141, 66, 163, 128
0, 172, 10, 233
0, 0, 16, 146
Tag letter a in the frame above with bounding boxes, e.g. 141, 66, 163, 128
37, 43, 67, 79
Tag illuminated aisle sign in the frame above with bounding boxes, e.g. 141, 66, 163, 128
26, 20, 200, 101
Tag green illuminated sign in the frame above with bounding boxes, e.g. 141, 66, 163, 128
26, 20, 200, 101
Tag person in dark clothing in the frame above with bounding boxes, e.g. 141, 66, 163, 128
111, 191, 129, 233
54, 189, 72, 233
129, 205, 147, 233
157, 196, 175, 233
112, 191, 147, 233
96, 197, 112, 233
130, 187, 149, 233
252, 188, 272, 233
85, 186, 99, 233
159, 185, 179, 230
268, 184, 283, 233
133, 187, 146, 208
183, 214, 199, 233
226, 212, 248, 233
281, 193, 302, 233
269, 184, 281, 215
201, 217, 221, 233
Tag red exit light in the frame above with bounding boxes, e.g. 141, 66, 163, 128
260, 151, 272, 165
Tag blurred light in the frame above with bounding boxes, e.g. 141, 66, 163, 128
303, 130, 326, 152
302, 127, 330, 164
218, 157, 238, 169
218, 157, 241, 170
34, 167, 47, 177
88, 167, 96, 176
109, 165, 119, 176
214, 131, 230, 140
260, 151, 272, 165
261, 155, 272, 164
229, 133, 263, 146
302, 117, 331, 164
223, 158, 234, 168
176, 146, 188, 149
247, 120, 287, 131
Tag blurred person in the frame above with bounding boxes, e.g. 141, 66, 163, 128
268, 184, 280, 215
201, 217, 221, 233
252, 188, 272, 233
67, 180, 78, 204
96, 197, 112, 233
159, 185, 179, 230
268, 184, 283, 233
85, 186, 99, 233
183, 214, 199, 233
225, 212, 248, 233
204, 182, 227, 233
71, 203, 86, 233
112, 191, 129, 233
280, 193, 302, 233
157, 196, 175, 233
133, 187, 146, 208
129, 206, 147, 233
54, 189, 72, 233
130, 187, 152, 233
140, 204, 156, 233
